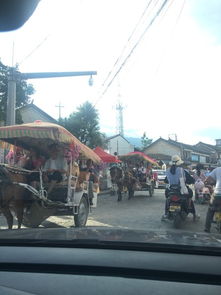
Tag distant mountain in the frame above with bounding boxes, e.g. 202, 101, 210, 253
126, 137, 142, 148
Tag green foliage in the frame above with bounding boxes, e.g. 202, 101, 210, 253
59, 101, 107, 149
141, 132, 152, 151
0, 61, 35, 124
134, 146, 141, 152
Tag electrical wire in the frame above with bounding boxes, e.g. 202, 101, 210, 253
101, 0, 157, 88
153, 0, 186, 76
18, 34, 51, 66
92, 0, 170, 108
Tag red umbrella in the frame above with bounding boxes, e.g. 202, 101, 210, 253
94, 147, 121, 163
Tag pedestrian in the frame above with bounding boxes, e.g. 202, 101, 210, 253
193, 164, 206, 202
153, 170, 158, 188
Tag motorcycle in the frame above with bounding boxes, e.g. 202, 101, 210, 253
211, 196, 221, 233
166, 185, 193, 229
214, 211, 221, 233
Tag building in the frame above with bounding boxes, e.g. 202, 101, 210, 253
144, 138, 219, 168
106, 134, 134, 156
0, 104, 57, 162
19, 103, 57, 124
195, 141, 221, 165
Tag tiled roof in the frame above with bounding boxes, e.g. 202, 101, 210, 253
147, 138, 211, 155
19, 103, 57, 123
167, 139, 210, 154
196, 141, 221, 153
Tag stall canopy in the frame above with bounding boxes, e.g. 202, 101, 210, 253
119, 151, 159, 167
94, 147, 121, 163
0, 121, 101, 163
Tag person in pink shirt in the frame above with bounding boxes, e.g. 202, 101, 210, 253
25, 148, 45, 188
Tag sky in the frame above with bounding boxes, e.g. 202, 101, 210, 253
0, 0, 221, 145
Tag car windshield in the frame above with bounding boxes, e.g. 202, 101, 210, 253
0, 0, 221, 249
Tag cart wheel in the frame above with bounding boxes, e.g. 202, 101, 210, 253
22, 216, 41, 228
22, 201, 54, 228
74, 196, 89, 227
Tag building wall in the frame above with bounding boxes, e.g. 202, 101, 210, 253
145, 140, 181, 157
108, 136, 134, 155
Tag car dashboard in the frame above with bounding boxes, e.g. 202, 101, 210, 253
0, 244, 221, 295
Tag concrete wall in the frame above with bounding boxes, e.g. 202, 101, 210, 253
108, 136, 134, 156
145, 140, 181, 157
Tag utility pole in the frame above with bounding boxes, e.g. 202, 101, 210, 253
6, 68, 18, 126
55, 102, 64, 119
6, 70, 97, 126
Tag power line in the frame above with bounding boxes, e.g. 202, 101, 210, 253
153, 0, 175, 26
101, 0, 157, 88
93, 0, 170, 107
153, 0, 186, 76
18, 34, 51, 66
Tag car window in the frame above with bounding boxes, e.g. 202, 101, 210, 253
0, 0, 221, 249
155, 171, 166, 176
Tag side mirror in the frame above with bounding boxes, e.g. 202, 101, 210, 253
0, 0, 40, 32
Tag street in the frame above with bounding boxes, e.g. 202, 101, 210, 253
0, 189, 215, 234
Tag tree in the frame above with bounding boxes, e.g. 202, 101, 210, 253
134, 146, 141, 152
0, 60, 35, 124
59, 101, 107, 149
141, 132, 152, 151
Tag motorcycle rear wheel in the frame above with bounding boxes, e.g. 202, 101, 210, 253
173, 214, 182, 229
216, 221, 221, 233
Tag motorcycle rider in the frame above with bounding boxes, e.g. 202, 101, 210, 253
193, 164, 206, 202
204, 164, 221, 233
162, 155, 198, 220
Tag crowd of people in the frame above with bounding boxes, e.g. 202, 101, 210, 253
4, 145, 221, 233
5, 144, 98, 195
163, 155, 221, 233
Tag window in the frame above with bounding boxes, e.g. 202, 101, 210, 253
191, 154, 199, 162
183, 151, 191, 160
199, 156, 206, 163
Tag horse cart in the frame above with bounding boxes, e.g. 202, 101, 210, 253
0, 121, 101, 229
117, 151, 159, 201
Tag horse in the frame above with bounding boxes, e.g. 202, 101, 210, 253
0, 164, 30, 229
110, 165, 136, 201
123, 169, 137, 200
109, 165, 124, 200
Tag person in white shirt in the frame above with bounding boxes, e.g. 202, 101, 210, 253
43, 144, 68, 194
204, 166, 221, 232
